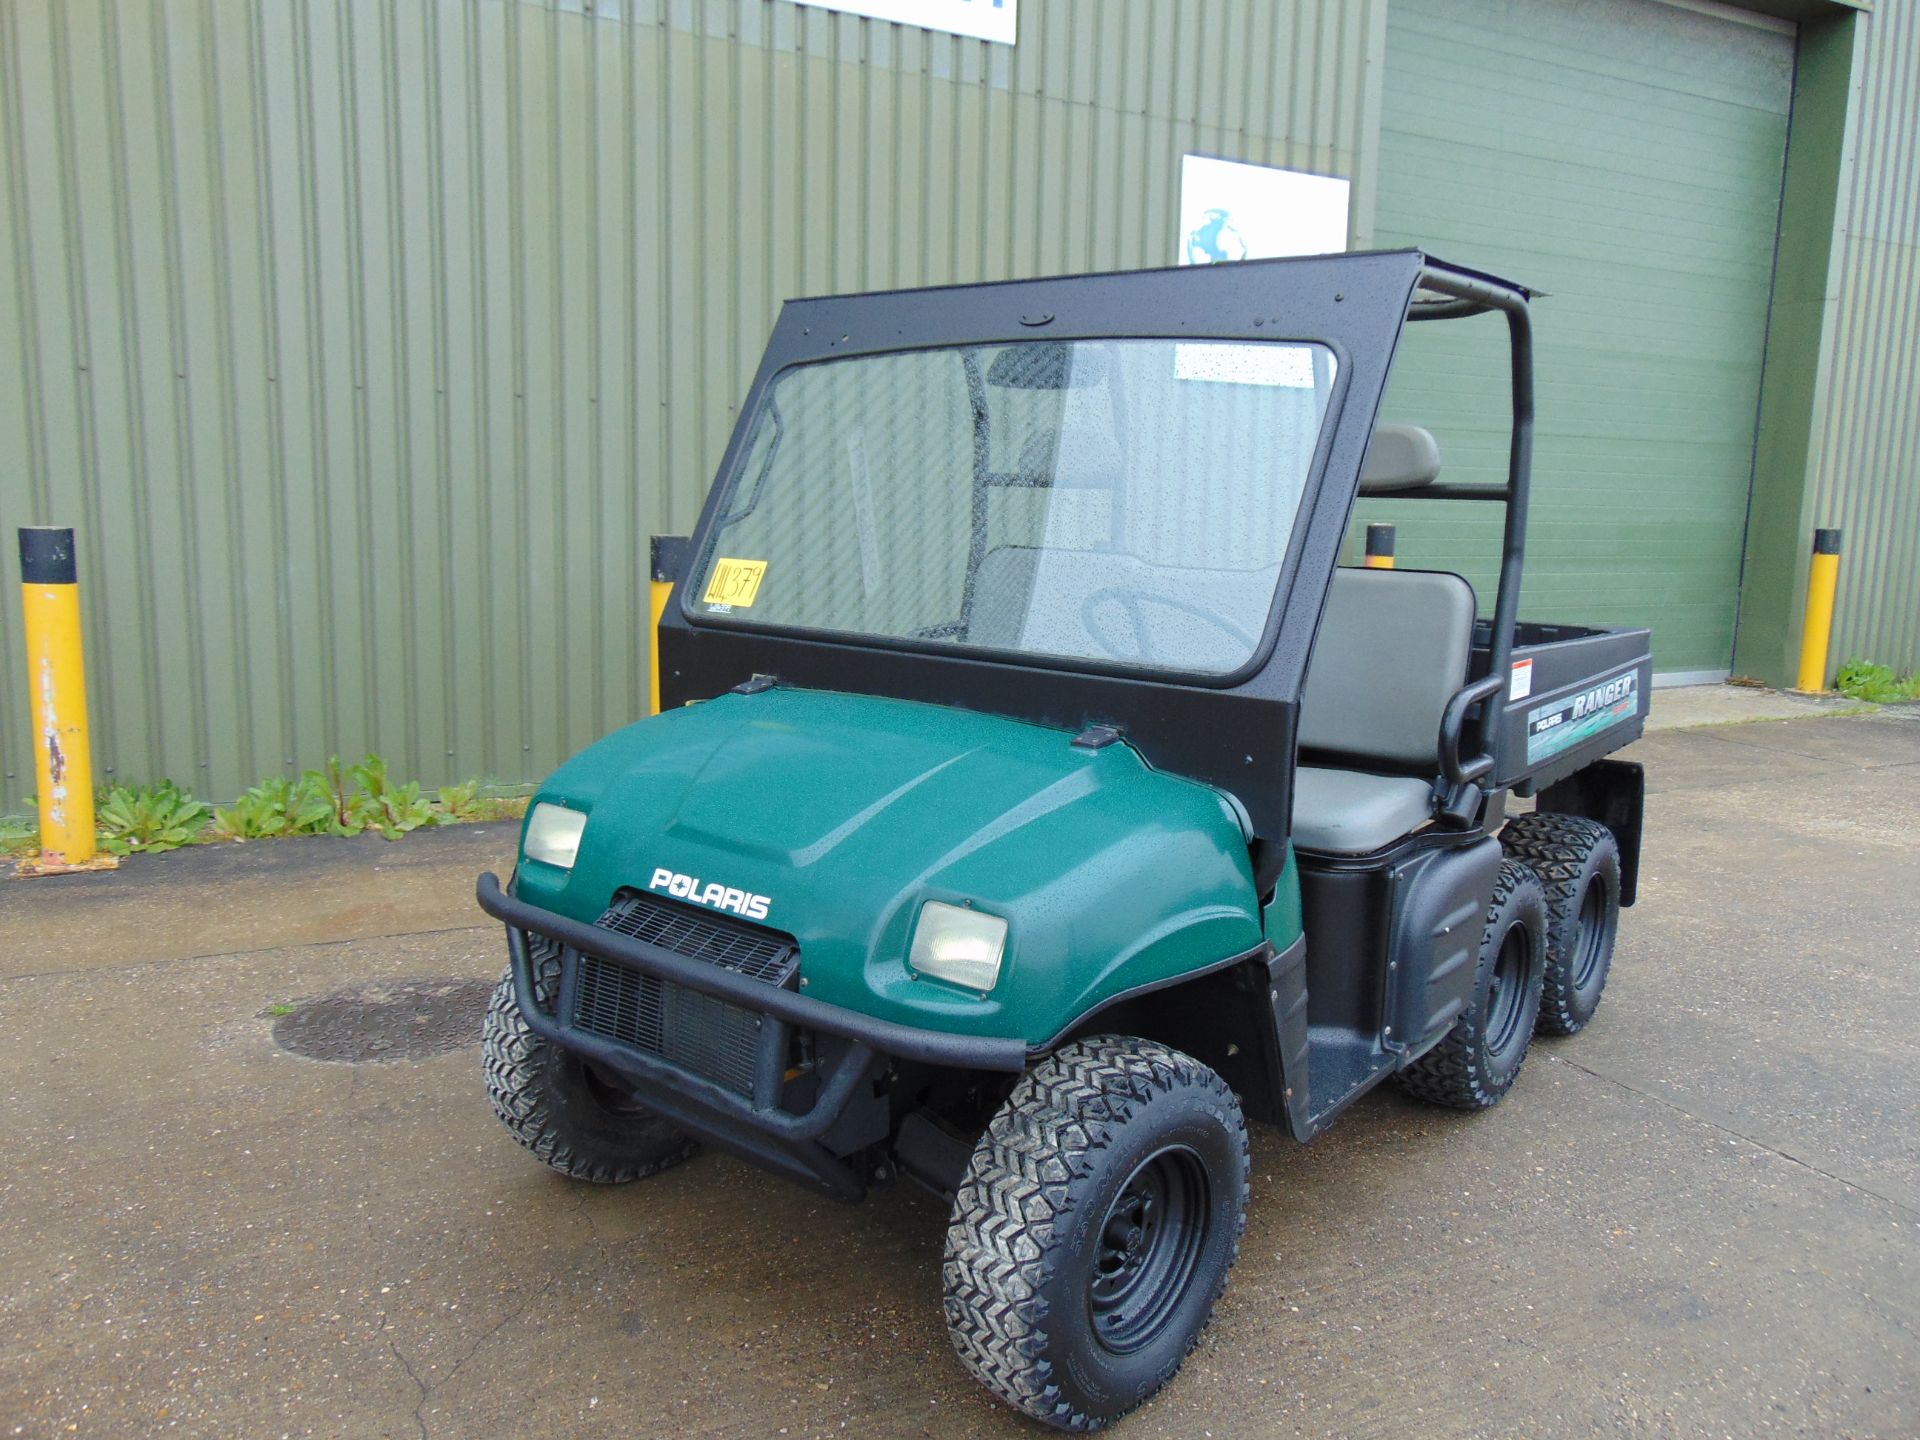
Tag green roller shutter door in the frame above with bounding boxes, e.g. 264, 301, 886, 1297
1369, 0, 1794, 676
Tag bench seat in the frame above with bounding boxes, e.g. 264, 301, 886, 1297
1291, 766, 1436, 855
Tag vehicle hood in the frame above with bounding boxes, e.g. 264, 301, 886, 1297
512, 687, 1262, 1041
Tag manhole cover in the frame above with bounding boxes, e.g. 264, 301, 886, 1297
272, 976, 495, 1063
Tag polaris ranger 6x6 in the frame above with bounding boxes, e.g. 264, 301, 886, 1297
477, 250, 1649, 1430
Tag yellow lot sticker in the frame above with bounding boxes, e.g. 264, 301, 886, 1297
704, 558, 769, 608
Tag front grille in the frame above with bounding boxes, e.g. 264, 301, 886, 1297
595, 892, 793, 983
569, 892, 798, 1100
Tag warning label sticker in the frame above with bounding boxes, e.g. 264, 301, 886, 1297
1526, 667, 1640, 765
703, 558, 769, 611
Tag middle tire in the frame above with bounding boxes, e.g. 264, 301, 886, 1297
942, 1036, 1249, 1432
1399, 859, 1547, 1110
1499, 810, 1621, 1036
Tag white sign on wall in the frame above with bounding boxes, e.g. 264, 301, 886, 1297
786, 0, 1017, 45
1177, 155, 1351, 265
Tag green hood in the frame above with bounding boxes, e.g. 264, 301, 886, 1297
513, 688, 1263, 1042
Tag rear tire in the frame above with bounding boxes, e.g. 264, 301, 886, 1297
482, 941, 694, 1184
1399, 861, 1546, 1110
942, 1036, 1249, 1432
1500, 811, 1620, 1036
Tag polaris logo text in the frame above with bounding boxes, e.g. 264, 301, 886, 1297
648, 867, 772, 921
1571, 674, 1636, 719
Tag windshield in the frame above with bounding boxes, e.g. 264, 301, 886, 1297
688, 337, 1339, 676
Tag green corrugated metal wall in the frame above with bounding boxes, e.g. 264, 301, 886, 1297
1366, 0, 1795, 676
0, 0, 1384, 810
1807, 0, 1920, 673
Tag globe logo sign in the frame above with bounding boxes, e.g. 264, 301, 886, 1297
1186, 208, 1249, 265
1177, 156, 1352, 270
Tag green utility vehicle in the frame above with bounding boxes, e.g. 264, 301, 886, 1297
477, 251, 1648, 1430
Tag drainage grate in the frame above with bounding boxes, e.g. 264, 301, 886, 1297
271, 976, 495, 1064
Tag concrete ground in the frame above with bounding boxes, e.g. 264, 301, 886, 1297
3, 702, 1917, 1439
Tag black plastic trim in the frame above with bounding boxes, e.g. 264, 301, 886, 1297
1071, 723, 1123, 750
1268, 934, 1314, 1139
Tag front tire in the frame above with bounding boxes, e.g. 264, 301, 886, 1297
1499, 811, 1620, 1036
942, 1036, 1249, 1432
481, 942, 694, 1184
1399, 861, 1547, 1110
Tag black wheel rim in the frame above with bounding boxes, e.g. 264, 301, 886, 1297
1087, 1145, 1210, 1355
1484, 924, 1532, 1060
1572, 879, 1611, 989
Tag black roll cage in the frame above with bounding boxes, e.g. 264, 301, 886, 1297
1399, 261, 1536, 792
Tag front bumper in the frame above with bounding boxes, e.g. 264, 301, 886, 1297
475, 872, 1027, 1200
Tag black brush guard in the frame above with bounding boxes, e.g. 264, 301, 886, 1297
476, 872, 1027, 1201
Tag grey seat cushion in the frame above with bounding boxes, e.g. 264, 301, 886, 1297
1291, 766, 1437, 855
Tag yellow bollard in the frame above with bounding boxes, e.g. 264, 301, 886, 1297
18, 527, 105, 870
1364, 522, 1396, 570
648, 536, 688, 717
1795, 528, 1842, 694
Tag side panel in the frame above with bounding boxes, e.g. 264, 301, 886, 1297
1297, 857, 1395, 1131
1294, 832, 1501, 1134
1386, 837, 1502, 1055
1267, 935, 1313, 1137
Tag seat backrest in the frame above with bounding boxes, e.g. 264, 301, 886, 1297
1358, 423, 1442, 494
1299, 568, 1477, 769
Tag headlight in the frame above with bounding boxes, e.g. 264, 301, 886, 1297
908, 900, 1008, 993
523, 802, 587, 870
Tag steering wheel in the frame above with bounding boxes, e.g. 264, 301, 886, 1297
1078, 586, 1258, 665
